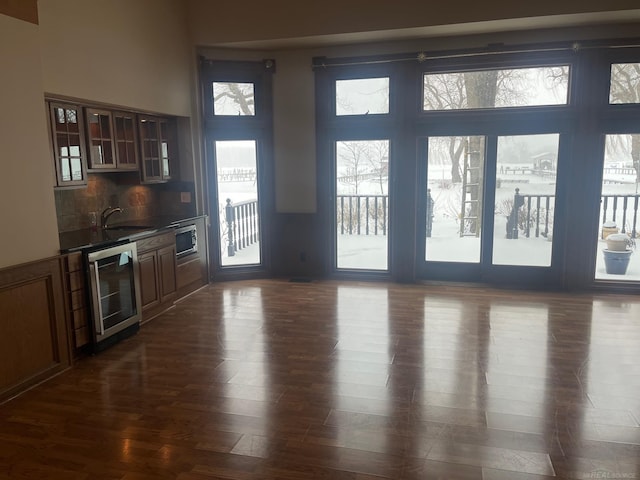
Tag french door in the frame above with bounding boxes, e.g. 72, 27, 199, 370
420, 133, 564, 285
315, 48, 577, 287
199, 59, 274, 277
335, 139, 390, 271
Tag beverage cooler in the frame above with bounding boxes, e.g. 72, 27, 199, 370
85, 241, 142, 352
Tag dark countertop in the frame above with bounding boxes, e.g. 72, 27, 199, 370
59, 215, 206, 253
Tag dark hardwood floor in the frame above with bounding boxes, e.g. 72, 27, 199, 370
1, 279, 640, 479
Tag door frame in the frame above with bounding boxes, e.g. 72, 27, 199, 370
199, 59, 275, 280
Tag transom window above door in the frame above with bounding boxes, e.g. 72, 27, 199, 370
422, 66, 570, 111
212, 82, 256, 116
335, 77, 390, 116
609, 63, 640, 104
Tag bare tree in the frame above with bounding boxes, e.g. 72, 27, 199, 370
423, 67, 568, 183
213, 83, 254, 115
337, 141, 367, 194
609, 63, 640, 183
423, 73, 467, 182
367, 141, 389, 195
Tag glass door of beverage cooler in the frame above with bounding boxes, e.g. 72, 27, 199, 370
87, 242, 141, 345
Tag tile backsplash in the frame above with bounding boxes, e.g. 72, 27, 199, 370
55, 173, 196, 232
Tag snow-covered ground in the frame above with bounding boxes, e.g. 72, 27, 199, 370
214, 162, 640, 282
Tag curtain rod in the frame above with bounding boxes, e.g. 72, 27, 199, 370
311, 39, 640, 69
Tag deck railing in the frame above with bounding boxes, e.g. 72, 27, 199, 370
506, 189, 555, 239
223, 198, 259, 256
508, 189, 640, 239
601, 194, 640, 238
337, 195, 388, 236
221, 191, 639, 252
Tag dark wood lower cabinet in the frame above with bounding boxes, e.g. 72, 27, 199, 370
137, 232, 177, 321
62, 252, 90, 353
176, 216, 208, 298
0, 218, 209, 402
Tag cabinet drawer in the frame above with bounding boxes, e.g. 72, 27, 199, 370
136, 231, 175, 254
75, 326, 90, 348
65, 252, 83, 273
176, 256, 203, 289
70, 289, 86, 310
71, 307, 88, 330
67, 270, 85, 291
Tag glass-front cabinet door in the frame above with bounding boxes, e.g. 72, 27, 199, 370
138, 115, 174, 183
113, 111, 139, 170
86, 108, 116, 169
49, 102, 88, 187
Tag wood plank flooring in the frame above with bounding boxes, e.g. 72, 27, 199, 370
1, 279, 640, 479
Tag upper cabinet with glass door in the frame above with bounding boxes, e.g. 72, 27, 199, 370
85, 108, 115, 169
112, 110, 139, 170
86, 108, 139, 171
49, 102, 88, 187
138, 114, 176, 183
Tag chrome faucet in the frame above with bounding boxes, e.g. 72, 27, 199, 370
101, 207, 123, 228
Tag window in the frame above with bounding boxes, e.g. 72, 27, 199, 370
213, 82, 256, 116
609, 63, 640, 104
423, 66, 569, 111
336, 77, 390, 115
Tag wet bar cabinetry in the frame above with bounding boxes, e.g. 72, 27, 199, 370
48, 102, 88, 187
137, 231, 177, 321
62, 252, 90, 354
176, 216, 209, 298
85, 108, 139, 171
46, 98, 178, 186
138, 115, 176, 183
112, 111, 140, 170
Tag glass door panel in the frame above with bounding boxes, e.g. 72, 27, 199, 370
86, 109, 115, 168
425, 136, 485, 263
97, 252, 137, 330
336, 140, 389, 270
215, 140, 261, 267
492, 134, 559, 266
594, 134, 640, 281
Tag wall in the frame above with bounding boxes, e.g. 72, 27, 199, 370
38, 0, 193, 117
0, 14, 60, 268
55, 173, 196, 232
54, 174, 196, 232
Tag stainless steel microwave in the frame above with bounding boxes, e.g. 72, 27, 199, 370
175, 224, 197, 257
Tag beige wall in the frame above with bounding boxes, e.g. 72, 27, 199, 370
0, 14, 59, 268
272, 51, 317, 213
38, 0, 193, 116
